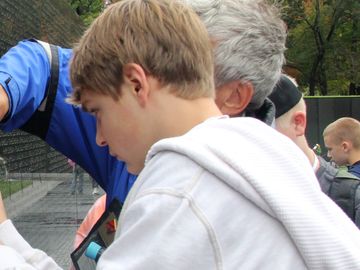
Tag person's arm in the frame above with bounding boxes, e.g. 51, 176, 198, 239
0, 40, 50, 130
0, 192, 7, 226
0, 85, 9, 121
98, 193, 214, 269
0, 193, 62, 269
0, 40, 136, 205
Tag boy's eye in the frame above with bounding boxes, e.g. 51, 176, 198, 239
89, 108, 99, 116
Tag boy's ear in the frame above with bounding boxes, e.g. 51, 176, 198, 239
217, 80, 254, 117
122, 63, 150, 107
292, 111, 307, 136
342, 141, 352, 152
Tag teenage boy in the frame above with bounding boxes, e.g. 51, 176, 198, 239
0, 0, 286, 207
1, 0, 360, 269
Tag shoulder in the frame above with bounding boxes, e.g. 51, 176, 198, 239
14, 39, 44, 52
336, 169, 360, 181
317, 156, 337, 177
0, 40, 46, 66
139, 151, 202, 193
316, 157, 337, 194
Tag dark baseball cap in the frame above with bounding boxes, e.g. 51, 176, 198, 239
269, 75, 302, 118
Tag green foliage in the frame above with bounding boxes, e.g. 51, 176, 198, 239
283, 0, 359, 95
0, 180, 33, 199
67, 0, 104, 26
281, 0, 305, 29
286, 22, 315, 84
327, 79, 351, 95
64, 0, 359, 96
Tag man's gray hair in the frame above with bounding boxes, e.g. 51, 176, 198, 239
185, 0, 287, 110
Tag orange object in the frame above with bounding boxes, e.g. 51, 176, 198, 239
73, 194, 107, 249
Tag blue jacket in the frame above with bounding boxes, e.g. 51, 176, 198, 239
349, 161, 360, 179
0, 40, 136, 207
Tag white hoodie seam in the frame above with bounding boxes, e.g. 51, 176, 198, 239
136, 188, 223, 270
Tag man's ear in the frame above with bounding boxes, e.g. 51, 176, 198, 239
292, 111, 306, 136
122, 63, 150, 107
218, 81, 254, 116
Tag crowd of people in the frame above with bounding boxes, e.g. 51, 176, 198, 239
0, 0, 359, 269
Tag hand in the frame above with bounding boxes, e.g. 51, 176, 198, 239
0, 85, 10, 121
0, 192, 8, 223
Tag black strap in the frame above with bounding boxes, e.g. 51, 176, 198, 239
20, 43, 59, 140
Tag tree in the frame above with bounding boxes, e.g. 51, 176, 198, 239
284, 0, 359, 96
307, 0, 355, 95
67, 0, 104, 26
347, 3, 360, 95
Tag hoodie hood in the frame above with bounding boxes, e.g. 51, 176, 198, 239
146, 117, 360, 269
147, 117, 318, 217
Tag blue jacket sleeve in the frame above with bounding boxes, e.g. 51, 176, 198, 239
0, 40, 50, 130
0, 40, 136, 206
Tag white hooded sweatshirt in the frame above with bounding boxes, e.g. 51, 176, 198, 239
98, 117, 360, 269
1, 117, 360, 269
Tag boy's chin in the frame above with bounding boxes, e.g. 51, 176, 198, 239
125, 162, 143, 175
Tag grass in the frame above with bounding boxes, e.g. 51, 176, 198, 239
0, 180, 33, 199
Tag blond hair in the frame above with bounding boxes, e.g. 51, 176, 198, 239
323, 117, 360, 149
69, 0, 214, 103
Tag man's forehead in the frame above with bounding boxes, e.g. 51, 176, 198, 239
324, 135, 331, 142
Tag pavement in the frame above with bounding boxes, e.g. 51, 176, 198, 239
3, 174, 104, 269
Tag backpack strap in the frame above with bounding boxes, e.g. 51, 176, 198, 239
20, 40, 59, 140
329, 169, 360, 221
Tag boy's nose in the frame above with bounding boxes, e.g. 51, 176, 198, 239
96, 130, 107, 147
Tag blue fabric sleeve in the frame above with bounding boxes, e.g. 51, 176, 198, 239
0, 40, 50, 131
0, 40, 136, 206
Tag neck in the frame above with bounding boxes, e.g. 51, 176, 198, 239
296, 136, 316, 166
152, 92, 222, 140
348, 151, 360, 166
